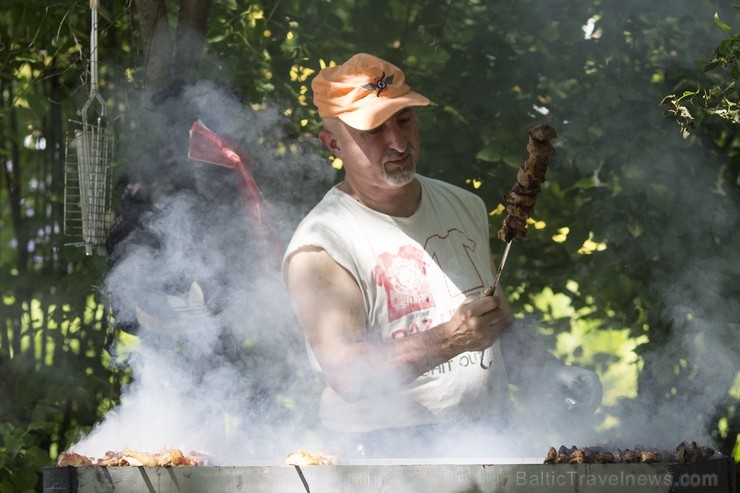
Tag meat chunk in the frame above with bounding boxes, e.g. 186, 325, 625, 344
56, 452, 94, 467
285, 450, 335, 466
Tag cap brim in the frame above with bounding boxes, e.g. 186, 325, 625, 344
337, 91, 430, 131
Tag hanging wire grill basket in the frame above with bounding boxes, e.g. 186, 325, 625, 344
64, 0, 114, 255
64, 105, 113, 255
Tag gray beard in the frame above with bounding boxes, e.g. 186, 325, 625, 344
382, 148, 416, 187
383, 165, 416, 187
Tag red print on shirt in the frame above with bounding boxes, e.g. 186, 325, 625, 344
373, 245, 435, 322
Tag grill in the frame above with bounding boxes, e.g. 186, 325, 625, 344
44, 456, 735, 493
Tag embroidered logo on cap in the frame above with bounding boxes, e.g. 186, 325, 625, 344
362, 72, 394, 96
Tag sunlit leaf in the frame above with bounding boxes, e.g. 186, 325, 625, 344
713, 13, 733, 32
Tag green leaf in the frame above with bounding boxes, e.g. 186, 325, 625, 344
713, 13, 732, 32
475, 142, 503, 163
573, 177, 597, 189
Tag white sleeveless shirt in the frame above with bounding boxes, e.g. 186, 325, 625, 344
283, 175, 510, 432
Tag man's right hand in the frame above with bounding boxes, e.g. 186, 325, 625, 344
441, 292, 511, 354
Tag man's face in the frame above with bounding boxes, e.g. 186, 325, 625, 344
322, 108, 421, 188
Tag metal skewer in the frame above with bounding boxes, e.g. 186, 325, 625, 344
480, 239, 513, 370
489, 240, 512, 296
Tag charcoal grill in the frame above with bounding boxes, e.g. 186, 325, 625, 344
43, 457, 735, 493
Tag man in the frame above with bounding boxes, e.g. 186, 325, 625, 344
282, 53, 600, 457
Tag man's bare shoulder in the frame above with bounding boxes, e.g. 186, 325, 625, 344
284, 244, 365, 338
286, 245, 352, 288
286, 245, 331, 271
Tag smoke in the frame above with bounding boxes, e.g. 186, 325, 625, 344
602, 137, 740, 450
72, 80, 334, 463
534, 92, 739, 453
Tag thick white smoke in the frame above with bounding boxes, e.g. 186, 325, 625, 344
71, 81, 334, 464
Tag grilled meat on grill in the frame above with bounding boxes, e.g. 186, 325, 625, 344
120, 449, 160, 467
569, 447, 586, 464
285, 449, 336, 466
619, 448, 637, 463
544, 442, 716, 465
98, 451, 126, 467
639, 449, 661, 463
675, 440, 716, 463
56, 452, 94, 467
595, 450, 617, 463
544, 446, 558, 463
56, 448, 206, 467
498, 124, 557, 243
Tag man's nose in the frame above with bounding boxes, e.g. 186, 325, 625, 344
385, 122, 408, 151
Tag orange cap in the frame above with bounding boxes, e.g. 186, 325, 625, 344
311, 53, 430, 131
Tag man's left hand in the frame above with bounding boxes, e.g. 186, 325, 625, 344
544, 361, 602, 417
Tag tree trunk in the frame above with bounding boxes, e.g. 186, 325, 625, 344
2, 78, 28, 274
134, 0, 211, 91
134, 0, 174, 93
175, 0, 212, 86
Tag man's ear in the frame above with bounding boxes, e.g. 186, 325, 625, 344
318, 129, 340, 155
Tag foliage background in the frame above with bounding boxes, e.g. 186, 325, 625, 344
1, 0, 738, 491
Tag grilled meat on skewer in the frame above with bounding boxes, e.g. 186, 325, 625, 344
498, 124, 557, 243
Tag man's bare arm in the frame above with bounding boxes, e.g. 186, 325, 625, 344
286, 246, 507, 401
